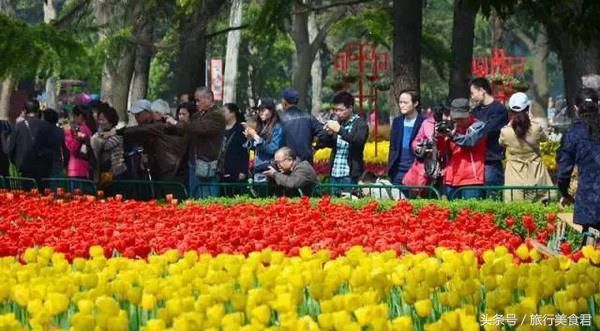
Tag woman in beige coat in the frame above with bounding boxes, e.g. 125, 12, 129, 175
499, 93, 553, 201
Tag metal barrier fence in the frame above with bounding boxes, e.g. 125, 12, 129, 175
40, 178, 97, 195
0, 176, 563, 203
193, 182, 304, 199
313, 183, 442, 199
103, 180, 188, 201
449, 185, 561, 202
3, 177, 38, 191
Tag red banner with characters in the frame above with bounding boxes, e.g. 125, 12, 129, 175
210, 58, 223, 101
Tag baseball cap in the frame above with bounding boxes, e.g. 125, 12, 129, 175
257, 98, 276, 110
129, 99, 152, 115
151, 99, 171, 115
449, 98, 471, 118
281, 88, 300, 104
508, 92, 530, 112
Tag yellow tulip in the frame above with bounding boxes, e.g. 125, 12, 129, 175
44, 292, 70, 315
23, 247, 38, 264
144, 319, 167, 331
70, 312, 96, 331
389, 316, 413, 331
516, 245, 529, 261
414, 299, 432, 318
250, 305, 271, 325
106, 310, 128, 331
95, 296, 120, 316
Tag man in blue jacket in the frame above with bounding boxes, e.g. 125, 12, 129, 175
388, 90, 425, 185
279, 88, 325, 163
469, 77, 509, 187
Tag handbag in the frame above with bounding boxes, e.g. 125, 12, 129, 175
77, 142, 91, 161
194, 159, 218, 178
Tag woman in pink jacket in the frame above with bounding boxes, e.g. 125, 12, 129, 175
64, 105, 96, 179
402, 115, 435, 186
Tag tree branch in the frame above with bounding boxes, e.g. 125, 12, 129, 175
52, 0, 89, 29
294, 0, 378, 13
205, 24, 248, 39
310, 7, 347, 56
512, 29, 535, 51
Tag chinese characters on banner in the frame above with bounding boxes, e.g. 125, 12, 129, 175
210, 58, 223, 101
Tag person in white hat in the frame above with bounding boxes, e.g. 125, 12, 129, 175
129, 99, 153, 125
499, 92, 552, 201
151, 99, 174, 123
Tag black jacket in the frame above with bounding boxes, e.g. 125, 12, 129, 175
387, 114, 425, 180
2, 116, 54, 179
317, 116, 369, 180
279, 106, 326, 163
219, 122, 249, 182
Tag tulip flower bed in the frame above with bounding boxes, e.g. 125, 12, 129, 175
1, 245, 599, 330
0, 192, 595, 330
0, 192, 553, 260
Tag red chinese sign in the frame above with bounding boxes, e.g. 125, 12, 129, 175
210, 58, 223, 101
333, 41, 390, 156
472, 49, 526, 103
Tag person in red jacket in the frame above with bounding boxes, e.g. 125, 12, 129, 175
437, 98, 487, 200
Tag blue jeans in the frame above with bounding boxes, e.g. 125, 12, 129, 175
445, 185, 482, 200
329, 176, 354, 196
188, 161, 219, 199
484, 161, 504, 199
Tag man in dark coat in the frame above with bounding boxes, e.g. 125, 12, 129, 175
171, 87, 225, 198
2, 100, 54, 186
279, 88, 326, 163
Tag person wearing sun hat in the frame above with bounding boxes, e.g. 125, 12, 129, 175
436, 98, 487, 200
499, 92, 552, 201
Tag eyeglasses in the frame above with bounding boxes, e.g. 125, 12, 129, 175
333, 107, 347, 112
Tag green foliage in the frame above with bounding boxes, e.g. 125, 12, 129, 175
0, 13, 86, 80
250, 0, 292, 43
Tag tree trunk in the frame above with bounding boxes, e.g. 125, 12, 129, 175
308, 13, 322, 118
223, 0, 243, 104
392, 0, 422, 103
44, 0, 59, 110
292, 1, 312, 110
550, 28, 600, 109
512, 27, 549, 119
0, 78, 14, 121
129, 22, 153, 104
0, 1, 16, 120
490, 9, 504, 49
290, 1, 343, 111
175, 0, 226, 97
448, 0, 476, 100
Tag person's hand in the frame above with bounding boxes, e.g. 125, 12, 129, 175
560, 195, 574, 208
244, 127, 257, 139
239, 173, 246, 181
324, 120, 341, 133
263, 166, 277, 178
165, 117, 178, 126
76, 132, 86, 141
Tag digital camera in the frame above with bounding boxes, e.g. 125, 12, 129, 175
433, 104, 454, 135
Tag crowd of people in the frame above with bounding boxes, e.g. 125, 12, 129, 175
0, 77, 599, 208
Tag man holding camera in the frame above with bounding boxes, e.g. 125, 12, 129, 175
317, 92, 369, 193
263, 147, 318, 197
436, 98, 487, 200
